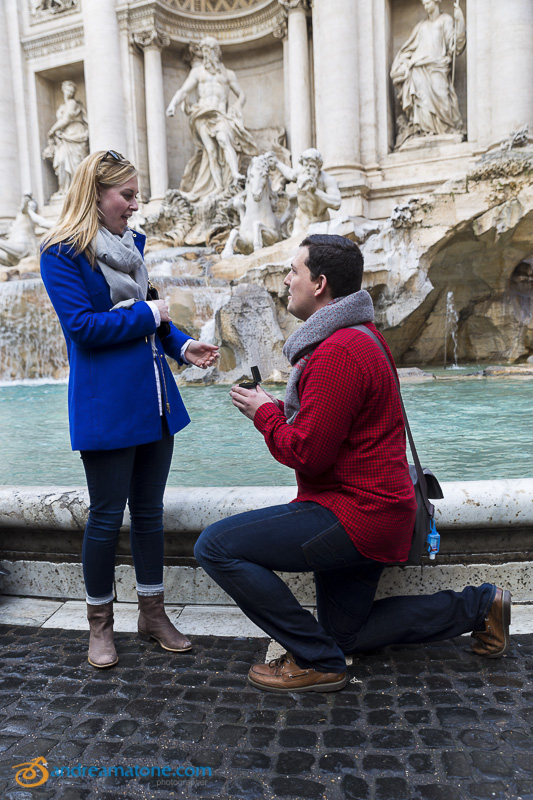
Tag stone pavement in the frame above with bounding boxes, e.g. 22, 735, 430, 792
0, 615, 532, 800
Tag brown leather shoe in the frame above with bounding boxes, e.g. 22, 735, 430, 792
248, 652, 347, 693
471, 587, 511, 658
87, 601, 118, 669
138, 593, 192, 652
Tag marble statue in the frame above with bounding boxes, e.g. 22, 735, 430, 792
221, 152, 282, 257
166, 36, 257, 199
390, 0, 466, 148
42, 80, 89, 198
270, 148, 341, 237
0, 195, 52, 268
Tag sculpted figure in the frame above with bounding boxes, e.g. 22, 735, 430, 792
270, 149, 341, 237
0, 195, 52, 267
166, 37, 257, 199
33, 0, 76, 11
390, 0, 466, 148
221, 152, 282, 258
43, 81, 89, 197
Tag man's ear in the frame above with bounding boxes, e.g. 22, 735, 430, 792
315, 274, 329, 297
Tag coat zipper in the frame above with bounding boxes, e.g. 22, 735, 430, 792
150, 337, 170, 413
156, 350, 171, 413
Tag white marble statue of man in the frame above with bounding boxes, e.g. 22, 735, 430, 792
166, 36, 257, 199
270, 148, 341, 237
390, 0, 466, 148
42, 80, 89, 197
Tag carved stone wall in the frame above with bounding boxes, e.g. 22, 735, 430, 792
162, 0, 265, 11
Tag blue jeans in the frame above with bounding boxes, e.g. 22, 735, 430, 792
194, 502, 496, 673
81, 423, 174, 601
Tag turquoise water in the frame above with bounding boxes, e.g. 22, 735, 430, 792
0, 380, 531, 486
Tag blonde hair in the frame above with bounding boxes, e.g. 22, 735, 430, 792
41, 150, 137, 263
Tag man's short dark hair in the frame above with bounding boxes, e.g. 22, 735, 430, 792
299, 234, 364, 298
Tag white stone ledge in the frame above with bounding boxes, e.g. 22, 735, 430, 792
2, 559, 533, 603
0, 480, 532, 533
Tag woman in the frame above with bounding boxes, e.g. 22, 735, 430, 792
41, 150, 219, 669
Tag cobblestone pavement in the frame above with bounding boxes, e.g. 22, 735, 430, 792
0, 624, 532, 800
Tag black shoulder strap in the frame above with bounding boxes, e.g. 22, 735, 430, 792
351, 325, 434, 517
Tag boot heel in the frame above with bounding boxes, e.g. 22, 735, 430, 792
138, 630, 151, 642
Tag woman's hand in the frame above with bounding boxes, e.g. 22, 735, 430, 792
186, 341, 219, 369
229, 384, 276, 421
153, 299, 171, 322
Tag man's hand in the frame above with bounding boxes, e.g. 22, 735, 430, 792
186, 341, 219, 369
230, 384, 276, 421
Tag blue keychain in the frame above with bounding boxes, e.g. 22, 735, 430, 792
427, 519, 440, 560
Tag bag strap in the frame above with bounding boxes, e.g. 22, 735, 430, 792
351, 325, 434, 517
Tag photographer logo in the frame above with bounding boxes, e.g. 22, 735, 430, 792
12, 757, 50, 787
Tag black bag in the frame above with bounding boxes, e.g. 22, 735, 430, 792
146, 280, 171, 340
351, 326, 443, 565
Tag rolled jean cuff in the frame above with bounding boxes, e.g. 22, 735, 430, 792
86, 591, 114, 605
136, 582, 165, 596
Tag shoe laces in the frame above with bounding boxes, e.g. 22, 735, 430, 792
267, 653, 292, 674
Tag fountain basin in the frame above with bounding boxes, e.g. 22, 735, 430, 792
1, 480, 532, 604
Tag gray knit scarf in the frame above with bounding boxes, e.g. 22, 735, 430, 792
283, 291, 375, 424
95, 226, 148, 308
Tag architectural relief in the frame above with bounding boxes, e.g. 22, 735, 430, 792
31, 0, 79, 16
391, 0, 466, 148
131, 30, 170, 50
277, 0, 309, 9
162, 0, 262, 11
42, 80, 89, 198
270, 148, 341, 237
166, 36, 257, 198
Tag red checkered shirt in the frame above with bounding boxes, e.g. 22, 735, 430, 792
254, 323, 417, 563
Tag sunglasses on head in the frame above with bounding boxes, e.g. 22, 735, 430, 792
100, 150, 125, 163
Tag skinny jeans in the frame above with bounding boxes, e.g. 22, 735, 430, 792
81, 422, 174, 602
194, 501, 496, 673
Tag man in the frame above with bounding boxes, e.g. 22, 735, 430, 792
195, 234, 511, 693
390, 0, 466, 147
270, 148, 341, 236
166, 36, 257, 198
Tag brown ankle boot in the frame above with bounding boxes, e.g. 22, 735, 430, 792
87, 601, 118, 668
137, 593, 192, 652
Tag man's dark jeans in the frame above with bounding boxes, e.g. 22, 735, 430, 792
194, 501, 496, 673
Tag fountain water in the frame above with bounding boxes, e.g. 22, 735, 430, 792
444, 290, 459, 369
0, 278, 68, 383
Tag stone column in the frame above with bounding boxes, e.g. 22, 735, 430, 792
132, 31, 169, 201
273, 19, 290, 149
312, 0, 360, 175
82, 0, 128, 154
0, 0, 20, 219
490, 0, 533, 144
466, 0, 490, 149
279, 1, 312, 164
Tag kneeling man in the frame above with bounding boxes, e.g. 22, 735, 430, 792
195, 234, 511, 693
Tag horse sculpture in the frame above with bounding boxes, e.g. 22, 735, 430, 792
221, 152, 282, 258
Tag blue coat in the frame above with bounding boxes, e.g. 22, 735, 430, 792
40, 231, 192, 451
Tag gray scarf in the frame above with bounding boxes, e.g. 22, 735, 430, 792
95, 226, 148, 308
283, 291, 375, 424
